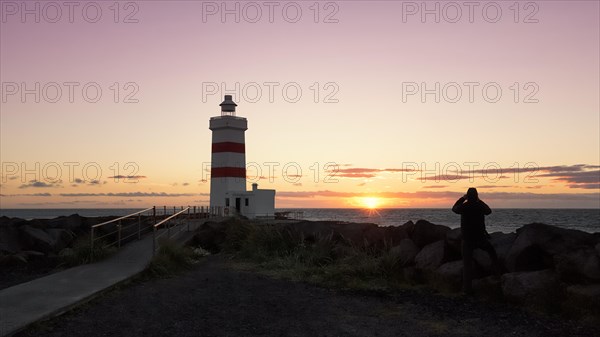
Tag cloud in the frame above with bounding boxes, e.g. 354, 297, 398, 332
275, 189, 599, 202
182, 182, 190, 186
107, 175, 147, 179
536, 169, 600, 189
59, 192, 208, 197
18, 180, 58, 189
332, 167, 417, 179
1, 193, 52, 197
567, 183, 600, 189
422, 185, 448, 189
475, 185, 513, 189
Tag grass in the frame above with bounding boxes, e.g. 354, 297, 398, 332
143, 240, 209, 278
221, 219, 412, 292
59, 234, 117, 267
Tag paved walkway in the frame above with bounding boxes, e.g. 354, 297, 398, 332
0, 219, 211, 336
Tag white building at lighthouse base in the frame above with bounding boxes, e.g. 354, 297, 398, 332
223, 183, 275, 218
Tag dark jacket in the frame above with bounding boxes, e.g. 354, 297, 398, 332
452, 197, 492, 242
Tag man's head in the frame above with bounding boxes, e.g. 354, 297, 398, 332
466, 187, 479, 201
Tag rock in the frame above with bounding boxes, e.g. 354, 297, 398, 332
47, 228, 76, 252
445, 228, 462, 254
505, 223, 595, 272
410, 220, 451, 249
21, 250, 45, 259
47, 214, 84, 230
415, 240, 447, 271
473, 276, 502, 299
473, 249, 493, 272
434, 261, 463, 291
0, 253, 28, 266
0, 224, 21, 254
19, 225, 55, 253
398, 220, 415, 235
381, 226, 409, 246
489, 232, 517, 265
565, 284, 600, 313
393, 239, 419, 266
595, 243, 600, 257
501, 269, 562, 306
554, 248, 600, 281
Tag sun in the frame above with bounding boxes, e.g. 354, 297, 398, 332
362, 197, 380, 209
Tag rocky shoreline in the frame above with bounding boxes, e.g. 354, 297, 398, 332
2, 214, 600, 318
194, 218, 600, 318
0, 214, 147, 289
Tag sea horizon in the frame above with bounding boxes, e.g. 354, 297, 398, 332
2, 207, 598, 234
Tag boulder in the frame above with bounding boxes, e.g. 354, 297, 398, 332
434, 260, 463, 291
554, 248, 600, 282
47, 228, 76, 252
473, 249, 493, 272
505, 223, 595, 272
565, 284, 600, 313
501, 269, 562, 306
415, 240, 447, 271
392, 239, 419, 266
445, 228, 462, 254
0, 253, 28, 266
410, 220, 451, 249
0, 224, 21, 254
381, 226, 409, 246
19, 225, 55, 253
472, 276, 502, 299
398, 220, 415, 236
21, 250, 45, 259
47, 214, 84, 230
489, 232, 517, 265
329, 222, 368, 245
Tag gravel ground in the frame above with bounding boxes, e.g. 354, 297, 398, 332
15, 255, 599, 337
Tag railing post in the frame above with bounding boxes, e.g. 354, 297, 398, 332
167, 218, 171, 239
117, 219, 122, 248
153, 206, 156, 227
173, 206, 176, 215
137, 213, 141, 240
164, 205, 166, 217
153, 226, 156, 256
90, 226, 94, 262
187, 206, 191, 231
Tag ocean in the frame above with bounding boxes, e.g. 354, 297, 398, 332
1, 208, 599, 234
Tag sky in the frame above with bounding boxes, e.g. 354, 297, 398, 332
1, 0, 599, 209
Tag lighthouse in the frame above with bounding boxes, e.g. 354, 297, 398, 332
209, 95, 275, 218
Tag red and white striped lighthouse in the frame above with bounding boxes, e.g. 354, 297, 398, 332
209, 95, 247, 209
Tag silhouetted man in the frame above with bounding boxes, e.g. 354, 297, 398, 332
452, 188, 500, 294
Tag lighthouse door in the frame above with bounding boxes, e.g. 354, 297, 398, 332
235, 198, 241, 213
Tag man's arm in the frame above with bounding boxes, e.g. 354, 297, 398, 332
480, 200, 492, 215
452, 196, 466, 214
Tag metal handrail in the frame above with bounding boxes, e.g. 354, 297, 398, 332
88, 205, 222, 261
153, 207, 191, 254
89, 207, 156, 261
91, 207, 155, 229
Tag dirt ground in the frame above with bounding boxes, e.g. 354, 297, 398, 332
15, 255, 600, 337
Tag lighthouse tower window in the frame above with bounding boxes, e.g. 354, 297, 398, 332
225, 198, 230, 207
245, 198, 249, 206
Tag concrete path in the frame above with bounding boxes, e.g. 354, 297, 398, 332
0, 219, 210, 337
